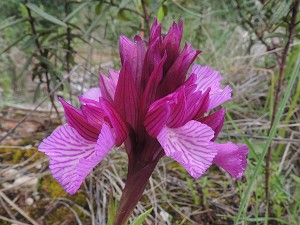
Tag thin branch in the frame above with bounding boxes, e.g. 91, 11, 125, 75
0, 190, 39, 225
141, 0, 150, 33
64, 0, 73, 104
24, 0, 61, 121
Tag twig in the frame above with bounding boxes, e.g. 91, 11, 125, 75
0, 190, 39, 225
0, 215, 29, 225
64, 0, 73, 104
265, 0, 299, 217
141, 0, 150, 33
0, 65, 79, 143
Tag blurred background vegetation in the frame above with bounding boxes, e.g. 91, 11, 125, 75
0, 0, 299, 224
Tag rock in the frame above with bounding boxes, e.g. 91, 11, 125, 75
160, 210, 170, 222
2, 168, 18, 178
25, 197, 34, 206
180, 206, 192, 215
13, 175, 38, 188
32, 191, 40, 201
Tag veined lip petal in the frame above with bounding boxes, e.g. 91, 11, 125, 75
38, 124, 115, 195
157, 120, 217, 179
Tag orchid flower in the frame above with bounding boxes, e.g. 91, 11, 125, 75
39, 19, 248, 224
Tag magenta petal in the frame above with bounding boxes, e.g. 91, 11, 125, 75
99, 98, 128, 146
38, 125, 95, 194
199, 108, 226, 141
58, 97, 99, 141
149, 18, 161, 46
167, 88, 186, 128
144, 98, 171, 137
163, 21, 183, 72
145, 88, 188, 136
142, 37, 162, 88
142, 52, 167, 109
191, 65, 232, 110
159, 44, 201, 95
76, 124, 116, 186
114, 61, 139, 131
82, 88, 101, 102
183, 88, 210, 123
213, 142, 248, 179
120, 36, 145, 90
81, 104, 105, 129
157, 120, 217, 178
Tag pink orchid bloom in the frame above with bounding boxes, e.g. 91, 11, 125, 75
39, 19, 248, 224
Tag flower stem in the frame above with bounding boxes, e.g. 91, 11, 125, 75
113, 160, 158, 225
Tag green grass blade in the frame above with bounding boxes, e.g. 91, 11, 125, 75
26, 3, 67, 27
233, 55, 300, 224
63, 1, 91, 23
130, 207, 153, 225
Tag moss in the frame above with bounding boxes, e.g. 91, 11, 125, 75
19, 137, 33, 146
39, 175, 68, 198
12, 149, 23, 163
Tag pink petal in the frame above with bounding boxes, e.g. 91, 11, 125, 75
198, 108, 226, 141
191, 65, 232, 110
38, 124, 115, 194
119, 35, 145, 91
163, 21, 183, 72
114, 61, 139, 131
99, 72, 118, 102
99, 98, 128, 146
82, 88, 101, 102
159, 44, 201, 96
76, 124, 116, 186
157, 120, 217, 178
58, 97, 99, 141
213, 142, 248, 179
108, 69, 119, 86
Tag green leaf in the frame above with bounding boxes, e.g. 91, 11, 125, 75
84, 5, 109, 37
157, 5, 168, 23
107, 188, 117, 225
95, 2, 104, 15
117, 9, 131, 21
0, 18, 26, 31
0, 34, 29, 55
131, 207, 153, 225
119, 0, 131, 9
64, 1, 91, 22
33, 82, 42, 102
270, 0, 293, 24
26, 3, 67, 27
